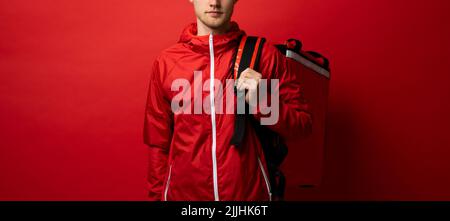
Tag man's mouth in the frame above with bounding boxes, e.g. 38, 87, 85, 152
206, 11, 224, 18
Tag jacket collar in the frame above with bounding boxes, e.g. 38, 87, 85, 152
178, 21, 245, 54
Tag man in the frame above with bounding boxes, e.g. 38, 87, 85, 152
143, 0, 311, 201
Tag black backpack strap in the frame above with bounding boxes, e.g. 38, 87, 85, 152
230, 36, 266, 147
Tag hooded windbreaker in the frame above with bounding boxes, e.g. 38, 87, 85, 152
144, 22, 311, 201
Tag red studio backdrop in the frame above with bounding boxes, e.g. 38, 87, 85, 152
1, 0, 450, 200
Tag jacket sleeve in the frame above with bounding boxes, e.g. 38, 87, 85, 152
253, 43, 312, 139
143, 58, 174, 201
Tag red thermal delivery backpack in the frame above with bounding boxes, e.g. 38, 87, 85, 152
231, 36, 330, 200
277, 39, 330, 200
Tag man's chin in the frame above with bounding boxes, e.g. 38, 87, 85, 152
200, 18, 229, 30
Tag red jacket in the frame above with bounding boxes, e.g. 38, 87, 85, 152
143, 22, 311, 201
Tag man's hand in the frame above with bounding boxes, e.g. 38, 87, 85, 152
236, 68, 262, 106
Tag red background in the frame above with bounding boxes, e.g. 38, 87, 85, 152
1, 0, 450, 200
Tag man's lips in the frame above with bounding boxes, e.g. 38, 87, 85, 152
206, 11, 224, 17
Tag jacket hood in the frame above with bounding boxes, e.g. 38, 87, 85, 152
178, 21, 246, 54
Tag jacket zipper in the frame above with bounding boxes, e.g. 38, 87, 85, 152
163, 163, 173, 201
209, 34, 220, 201
258, 156, 272, 201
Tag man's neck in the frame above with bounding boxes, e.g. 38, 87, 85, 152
196, 19, 231, 36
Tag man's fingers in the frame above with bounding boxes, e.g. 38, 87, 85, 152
236, 68, 261, 104
236, 80, 250, 91
241, 68, 253, 78
236, 78, 258, 91
239, 68, 261, 80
